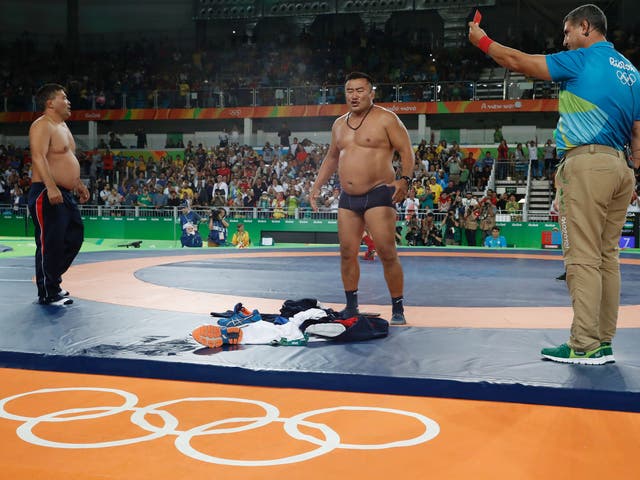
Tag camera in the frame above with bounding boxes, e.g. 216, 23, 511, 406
212, 208, 226, 219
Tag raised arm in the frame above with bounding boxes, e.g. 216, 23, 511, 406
468, 22, 552, 81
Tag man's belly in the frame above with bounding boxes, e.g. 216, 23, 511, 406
48, 155, 81, 190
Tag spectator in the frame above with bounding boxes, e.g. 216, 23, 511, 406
542, 139, 556, 180
10, 185, 26, 212
167, 189, 181, 207
528, 140, 541, 180
505, 194, 521, 220
286, 187, 299, 217
123, 186, 139, 207
514, 143, 527, 183
427, 176, 443, 205
402, 188, 420, 221
135, 128, 147, 149
277, 122, 291, 149
480, 151, 495, 169
497, 140, 510, 179
98, 183, 110, 205
212, 174, 228, 200
152, 185, 168, 209
272, 191, 286, 219
137, 186, 153, 207
106, 187, 123, 214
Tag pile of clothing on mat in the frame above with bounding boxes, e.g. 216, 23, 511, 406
191, 298, 388, 349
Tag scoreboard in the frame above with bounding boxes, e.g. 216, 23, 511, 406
620, 212, 639, 249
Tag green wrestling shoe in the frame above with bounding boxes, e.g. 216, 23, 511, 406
540, 343, 607, 365
600, 342, 615, 364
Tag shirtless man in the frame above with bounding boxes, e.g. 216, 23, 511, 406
310, 72, 414, 325
28, 84, 90, 306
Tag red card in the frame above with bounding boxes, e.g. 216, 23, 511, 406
473, 9, 482, 24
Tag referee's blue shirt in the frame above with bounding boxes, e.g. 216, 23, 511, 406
546, 41, 640, 156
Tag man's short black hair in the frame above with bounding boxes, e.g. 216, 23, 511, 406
564, 4, 607, 36
345, 72, 374, 87
492, 226, 501, 232
36, 83, 65, 111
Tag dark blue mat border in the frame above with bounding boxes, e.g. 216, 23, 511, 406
1, 351, 638, 414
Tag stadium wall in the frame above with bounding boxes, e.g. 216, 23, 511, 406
0, 212, 561, 249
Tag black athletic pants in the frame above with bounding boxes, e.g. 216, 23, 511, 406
28, 182, 84, 299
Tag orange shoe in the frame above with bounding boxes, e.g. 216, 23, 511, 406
192, 325, 243, 348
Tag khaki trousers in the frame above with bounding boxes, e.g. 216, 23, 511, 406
555, 145, 635, 351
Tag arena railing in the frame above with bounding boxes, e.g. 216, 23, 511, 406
1, 204, 545, 229
0, 204, 342, 222
2, 80, 561, 112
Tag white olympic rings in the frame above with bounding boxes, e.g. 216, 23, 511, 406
616, 70, 637, 86
0, 387, 440, 467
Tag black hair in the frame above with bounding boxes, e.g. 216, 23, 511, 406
35, 83, 65, 111
563, 4, 607, 36
345, 72, 374, 87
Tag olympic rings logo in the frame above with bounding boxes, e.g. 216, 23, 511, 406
0, 387, 440, 467
616, 70, 637, 86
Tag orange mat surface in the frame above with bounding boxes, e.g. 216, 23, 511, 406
0, 368, 638, 480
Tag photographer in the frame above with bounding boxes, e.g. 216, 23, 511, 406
207, 208, 229, 247
441, 209, 460, 246
419, 212, 441, 246
463, 204, 480, 246
404, 218, 422, 246
479, 199, 497, 241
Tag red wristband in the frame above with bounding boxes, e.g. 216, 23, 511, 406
478, 35, 494, 54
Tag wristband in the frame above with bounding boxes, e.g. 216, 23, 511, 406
400, 175, 412, 185
478, 35, 494, 54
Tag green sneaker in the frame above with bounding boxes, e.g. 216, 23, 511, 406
600, 342, 615, 364
540, 343, 607, 365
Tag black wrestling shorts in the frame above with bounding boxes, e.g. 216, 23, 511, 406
338, 184, 395, 215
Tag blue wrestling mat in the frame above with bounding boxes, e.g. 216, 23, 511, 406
0, 247, 639, 413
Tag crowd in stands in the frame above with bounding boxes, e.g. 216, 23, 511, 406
0, 133, 534, 246
3, 14, 640, 110
3, 11, 640, 247
3, 131, 640, 247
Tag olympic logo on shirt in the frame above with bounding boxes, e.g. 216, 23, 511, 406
616, 70, 637, 86
0, 387, 440, 467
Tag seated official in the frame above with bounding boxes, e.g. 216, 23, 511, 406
180, 222, 203, 248
484, 226, 507, 248
179, 201, 202, 229
231, 223, 251, 248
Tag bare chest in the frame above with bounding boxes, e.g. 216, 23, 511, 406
49, 124, 75, 155
336, 122, 389, 151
